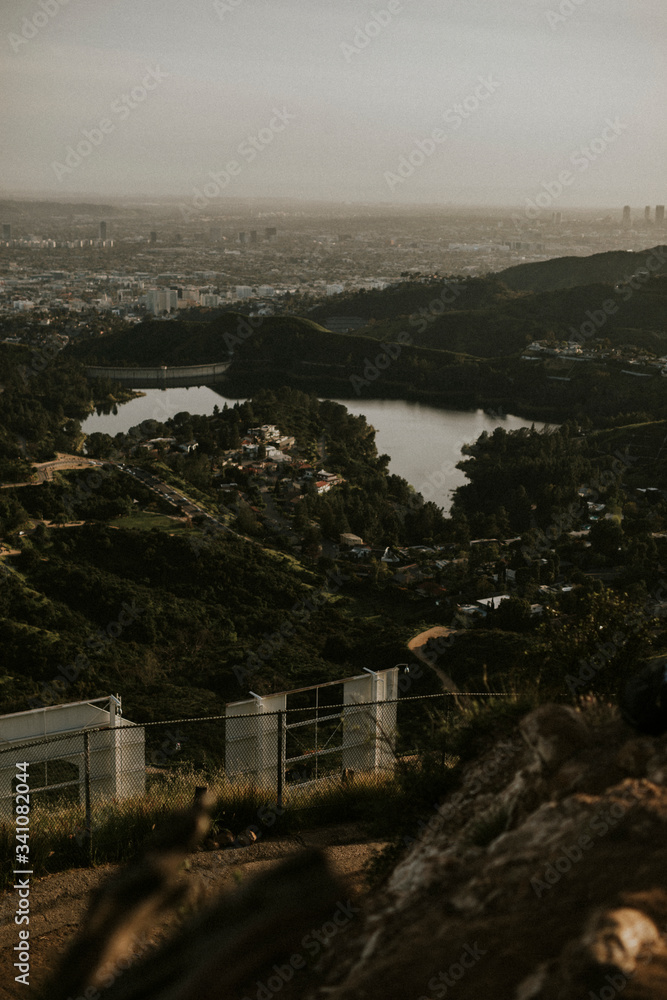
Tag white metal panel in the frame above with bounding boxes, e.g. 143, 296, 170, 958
0, 697, 145, 819
0, 702, 111, 742
225, 668, 400, 790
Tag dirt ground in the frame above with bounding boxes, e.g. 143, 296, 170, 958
407, 625, 460, 693
0, 453, 100, 490
0, 823, 387, 1000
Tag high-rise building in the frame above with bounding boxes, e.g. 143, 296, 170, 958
656, 206, 665, 226
250, 230, 258, 243
644, 206, 651, 223
622, 206, 631, 226
149, 230, 157, 244
178, 286, 200, 306
2, 224, 11, 240
99, 221, 107, 240
265, 227, 277, 239
146, 288, 178, 315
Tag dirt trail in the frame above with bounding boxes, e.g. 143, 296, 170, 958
0, 824, 387, 1000
407, 625, 461, 693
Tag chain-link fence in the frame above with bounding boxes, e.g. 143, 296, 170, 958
0, 692, 502, 873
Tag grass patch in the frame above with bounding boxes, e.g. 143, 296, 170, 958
0, 766, 272, 889
109, 512, 192, 532
0, 765, 419, 890
441, 690, 538, 764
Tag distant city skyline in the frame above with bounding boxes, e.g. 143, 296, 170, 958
2, 0, 665, 206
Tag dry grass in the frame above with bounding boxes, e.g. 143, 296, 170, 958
0, 763, 401, 888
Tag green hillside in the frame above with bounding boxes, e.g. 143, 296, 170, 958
66, 314, 330, 367
497, 245, 667, 292
313, 271, 667, 358
0, 522, 412, 720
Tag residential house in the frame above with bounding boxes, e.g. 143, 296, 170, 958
476, 594, 511, 612
178, 440, 198, 454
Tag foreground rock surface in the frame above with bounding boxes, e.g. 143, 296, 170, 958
308, 703, 667, 1000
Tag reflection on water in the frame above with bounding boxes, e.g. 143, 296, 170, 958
332, 399, 550, 510
83, 387, 243, 435
93, 402, 120, 417
330, 399, 549, 511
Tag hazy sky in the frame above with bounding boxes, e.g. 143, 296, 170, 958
2, 0, 665, 207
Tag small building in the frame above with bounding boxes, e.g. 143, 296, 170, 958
340, 532, 364, 547
349, 545, 372, 560
178, 440, 198, 453
146, 437, 177, 446
247, 425, 280, 441
476, 594, 511, 612
381, 547, 401, 564
266, 448, 292, 464
393, 564, 425, 586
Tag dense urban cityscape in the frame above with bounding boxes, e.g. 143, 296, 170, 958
1, 200, 664, 320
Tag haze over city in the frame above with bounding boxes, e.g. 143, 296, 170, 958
2, 0, 665, 206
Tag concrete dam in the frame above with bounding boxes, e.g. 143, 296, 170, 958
85, 361, 231, 387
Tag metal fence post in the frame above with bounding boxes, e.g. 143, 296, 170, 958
277, 711, 284, 811
83, 730, 92, 865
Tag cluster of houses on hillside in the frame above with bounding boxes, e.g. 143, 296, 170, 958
223, 425, 344, 494
338, 531, 466, 601
337, 530, 565, 621
124, 416, 667, 620
521, 339, 667, 376
239, 424, 296, 463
